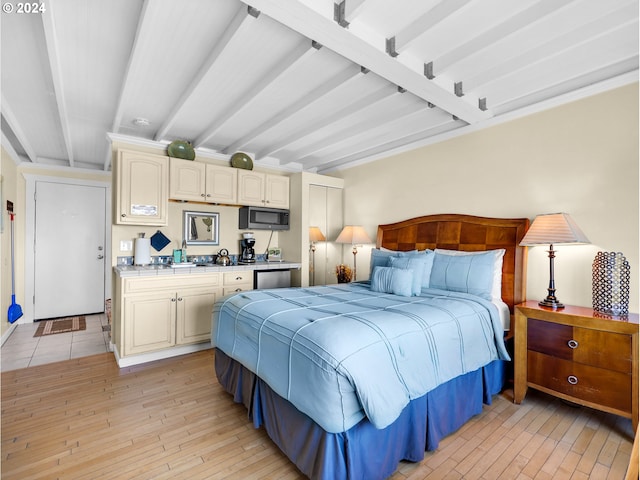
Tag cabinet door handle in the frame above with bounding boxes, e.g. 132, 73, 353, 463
177, 297, 183, 301
201, 193, 206, 197
567, 339, 579, 349
171, 298, 176, 302
567, 375, 578, 385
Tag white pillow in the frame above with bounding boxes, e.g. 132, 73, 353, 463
433, 249, 505, 301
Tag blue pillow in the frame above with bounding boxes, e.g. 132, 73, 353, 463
388, 254, 427, 296
429, 250, 500, 300
370, 266, 413, 297
369, 248, 417, 277
422, 250, 435, 288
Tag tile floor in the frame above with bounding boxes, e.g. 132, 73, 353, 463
1, 314, 111, 372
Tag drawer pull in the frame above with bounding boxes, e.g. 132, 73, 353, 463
567, 375, 579, 385
235, 276, 243, 280
234, 288, 242, 292
567, 339, 579, 349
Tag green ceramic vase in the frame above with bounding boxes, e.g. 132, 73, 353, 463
167, 140, 195, 160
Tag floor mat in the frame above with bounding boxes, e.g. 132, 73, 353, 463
34, 316, 86, 337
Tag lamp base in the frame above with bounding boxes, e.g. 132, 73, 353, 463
539, 298, 565, 309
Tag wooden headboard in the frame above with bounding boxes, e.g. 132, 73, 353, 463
376, 214, 529, 312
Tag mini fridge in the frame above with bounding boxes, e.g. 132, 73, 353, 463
254, 269, 291, 290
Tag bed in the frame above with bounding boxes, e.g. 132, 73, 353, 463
212, 214, 529, 479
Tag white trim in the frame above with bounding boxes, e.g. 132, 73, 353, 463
0, 323, 18, 346
22, 174, 112, 323
1, 132, 24, 166
113, 342, 212, 367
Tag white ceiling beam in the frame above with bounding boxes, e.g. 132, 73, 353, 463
110, 0, 153, 136
465, 4, 639, 91
154, 6, 259, 142
291, 97, 427, 164
1, 95, 38, 163
245, 0, 490, 124
222, 64, 362, 154
433, 0, 576, 73
343, 0, 368, 23
194, 39, 317, 148
41, 0, 74, 167
316, 120, 463, 173
257, 83, 397, 159
393, 0, 474, 53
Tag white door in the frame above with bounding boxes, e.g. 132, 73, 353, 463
34, 182, 106, 319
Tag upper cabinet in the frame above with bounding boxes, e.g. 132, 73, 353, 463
169, 158, 237, 204
116, 150, 168, 226
115, 150, 289, 225
238, 170, 290, 209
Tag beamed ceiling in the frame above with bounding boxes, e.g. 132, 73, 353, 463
1, 0, 638, 174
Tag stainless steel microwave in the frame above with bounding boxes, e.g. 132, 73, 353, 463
239, 206, 290, 230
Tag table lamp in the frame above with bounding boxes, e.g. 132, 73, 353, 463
520, 213, 590, 309
335, 225, 371, 281
309, 226, 326, 286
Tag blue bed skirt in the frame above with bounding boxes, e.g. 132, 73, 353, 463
215, 348, 505, 480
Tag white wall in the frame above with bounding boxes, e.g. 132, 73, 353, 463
335, 83, 639, 313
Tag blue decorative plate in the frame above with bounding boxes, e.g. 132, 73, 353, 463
150, 230, 171, 251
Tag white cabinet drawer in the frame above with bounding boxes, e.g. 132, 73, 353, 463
123, 273, 220, 294
223, 271, 252, 286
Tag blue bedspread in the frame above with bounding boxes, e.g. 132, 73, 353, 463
212, 283, 509, 434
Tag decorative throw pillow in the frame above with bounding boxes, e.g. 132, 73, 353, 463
388, 254, 428, 296
369, 248, 417, 277
430, 249, 505, 301
370, 266, 413, 297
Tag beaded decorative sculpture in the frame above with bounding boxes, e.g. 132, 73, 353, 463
592, 251, 630, 315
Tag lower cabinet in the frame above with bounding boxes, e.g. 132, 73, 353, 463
115, 270, 255, 361
117, 273, 222, 357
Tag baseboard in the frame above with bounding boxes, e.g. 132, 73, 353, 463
114, 342, 212, 368
0, 323, 18, 346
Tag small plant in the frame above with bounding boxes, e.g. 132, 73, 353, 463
336, 264, 352, 283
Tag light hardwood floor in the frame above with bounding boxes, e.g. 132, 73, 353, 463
1, 349, 635, 479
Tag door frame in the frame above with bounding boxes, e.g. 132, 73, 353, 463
23, 174, 111, 324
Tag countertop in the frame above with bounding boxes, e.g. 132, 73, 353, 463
114, 261, 302, 278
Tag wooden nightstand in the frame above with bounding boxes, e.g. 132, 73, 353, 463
514, 301, 639, 430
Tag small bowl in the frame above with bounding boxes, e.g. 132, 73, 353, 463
242, 232, 255, 239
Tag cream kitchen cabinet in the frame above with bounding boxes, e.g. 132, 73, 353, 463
222, 270, 253, 295
116, 274, 221, 358
237, 170, 289, 209
169, 158, 237, 204
116, 149, 168, 225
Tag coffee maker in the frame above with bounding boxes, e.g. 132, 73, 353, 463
240, 233, 256, 264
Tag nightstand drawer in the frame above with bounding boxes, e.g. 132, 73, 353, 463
528, 351, 632, 414
527, 318, 632, 373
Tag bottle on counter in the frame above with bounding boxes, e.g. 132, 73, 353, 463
181, 240, 187, 263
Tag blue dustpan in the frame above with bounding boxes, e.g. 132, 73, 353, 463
8, 212, 22, 323
8, 295, 22, 323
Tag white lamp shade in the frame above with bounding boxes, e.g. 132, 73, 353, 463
335, 225, 371, 245
520, 213, 590, 246
309, 226, 326, 242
